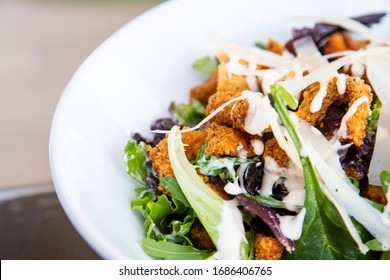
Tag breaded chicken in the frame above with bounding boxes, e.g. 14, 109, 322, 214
217, 63, 249, 93
148, 129, 207, 193
190, 219, 216, 251
296, 75, 372, 146
190, 68, 218, 104
267, 37, 285, 55
205, 90, 242, 126
149, 129, 235, 199
263, 138, 290, 168
362, 184, 388, 206
322, 32, 369, 54
254, 233, 284, 260
205, 123, 258, 158
204, 63, 248, 124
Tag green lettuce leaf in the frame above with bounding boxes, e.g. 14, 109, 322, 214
192, 56, 217, 75
142, 239, 214, 260
366, 99, 381, 135
380, 169, 389, 194
124, 140, 149, 186
194, 143, 258, 182
169, 98, 205, 126
160, 176, 191, 208
131, 190, 195, 246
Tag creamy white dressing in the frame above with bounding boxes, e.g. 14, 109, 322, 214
310, 78, 332, 113
215, 199, 248, 260
278, 208, 306, 240
224, 181, 243, 195
336, 73, 347, 95
337, 95, 369, 139
236, 142, 248, 158
250, 139, 264, 156
241, 90, 272, 135
260, 156, 305, 211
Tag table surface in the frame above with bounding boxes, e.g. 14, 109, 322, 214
0, 186, 100, 260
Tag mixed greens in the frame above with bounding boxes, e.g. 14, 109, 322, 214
124, 14, 390, 260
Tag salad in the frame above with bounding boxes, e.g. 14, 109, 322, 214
124, 13, 390, 260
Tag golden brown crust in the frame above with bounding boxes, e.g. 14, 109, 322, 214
296, 78, 340, 125
205, 123, 256, 158
217, 63, 249, 93
296, 75, 372, 146
148, 130, 207, 192
267, 37, 285, 55
148, 138, 174, 180
322, 32, 369, 54
205, 90, 241, 126
341, 77, 373, 146
254, 233, 284, 260
362, 185, 388, 205
190, 68, 218, 104
190, 220, 216, 251
263, 138, 290, 168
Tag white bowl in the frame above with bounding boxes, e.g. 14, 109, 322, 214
49, 0, 390, 259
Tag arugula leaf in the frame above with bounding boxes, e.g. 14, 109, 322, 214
270, 84, 375, 259
142, 239, 213, 260
124, 140, 149, 186
194, 143, 258, 182
169, 98, 205, 126
160, 176, 191, 208
192, 56, 217, 75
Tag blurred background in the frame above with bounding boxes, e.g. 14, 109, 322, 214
0, 0, 163, 259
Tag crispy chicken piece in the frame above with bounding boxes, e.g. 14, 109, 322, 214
149, 129, 234, 199
362, 184, 388, 205
254, 233, 284, 260
190, 68, 218, 104
322, 32, 369, 54
148, 138, 174, 180
205, 90, 242, 126
267, 38, 285, 55
263, 138, 290, 168
148, 130, 207, 193
205, 123, 258, 158
296, 75, 372, 146
296, 77, 341, 125
217, 63, 249, 93
190, 219, 216, 251
204, 63, 249, 126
